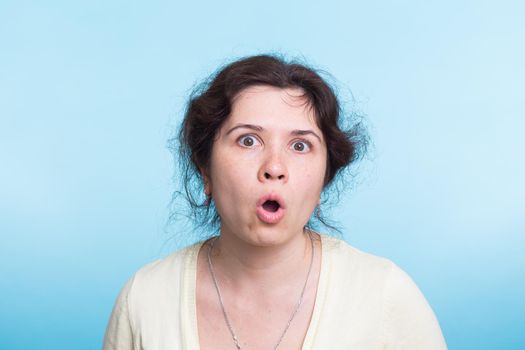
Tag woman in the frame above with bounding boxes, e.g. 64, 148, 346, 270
103, 55, 447, 349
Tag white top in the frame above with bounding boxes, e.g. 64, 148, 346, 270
103, 234, 447, 349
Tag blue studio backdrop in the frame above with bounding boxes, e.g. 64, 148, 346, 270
1, 1, 524, 349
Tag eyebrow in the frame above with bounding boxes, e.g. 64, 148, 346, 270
226, 124, 263, 135
225, 123, 322, 143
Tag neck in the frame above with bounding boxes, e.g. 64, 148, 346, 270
209, 228, 313, 293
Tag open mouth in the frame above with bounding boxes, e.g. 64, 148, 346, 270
256, 194, 285, 224
262, 200, 280, 213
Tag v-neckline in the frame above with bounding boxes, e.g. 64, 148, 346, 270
181, 234, 331, 350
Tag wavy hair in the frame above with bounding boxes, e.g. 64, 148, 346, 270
168, 54, 368, 242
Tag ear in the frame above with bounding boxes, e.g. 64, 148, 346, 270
199, 167, 212, 196
204, 178, 212, 196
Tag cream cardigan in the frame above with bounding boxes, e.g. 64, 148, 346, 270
103, 234, 447, 349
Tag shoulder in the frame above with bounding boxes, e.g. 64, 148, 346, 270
320, 234, 428, 299
134, 242, 201, 282
320, 234, 396, 280
318, 234, 447, 348
122, 241, 203, 311
104, 242, 204, 348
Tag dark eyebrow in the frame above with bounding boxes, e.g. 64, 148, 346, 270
225, 124, 264, 135
225, 124, 322, 143
291, 129, 322, 143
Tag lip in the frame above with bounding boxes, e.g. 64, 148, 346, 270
256, 193, 286, 224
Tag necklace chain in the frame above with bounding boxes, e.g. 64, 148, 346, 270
207, 231, 315, 350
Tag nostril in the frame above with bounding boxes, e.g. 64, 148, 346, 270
263, 171, 285, 180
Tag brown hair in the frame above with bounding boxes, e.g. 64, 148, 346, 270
169, 54, 367, 236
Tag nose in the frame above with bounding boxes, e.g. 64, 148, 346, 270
258, 150, 288, 183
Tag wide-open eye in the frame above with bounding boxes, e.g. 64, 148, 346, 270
291, 140, 311, 153
238, 135, 261, 148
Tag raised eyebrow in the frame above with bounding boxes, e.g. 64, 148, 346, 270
225, 124, 264, 135
225, 124, 322, 143
291, 130, 322, 143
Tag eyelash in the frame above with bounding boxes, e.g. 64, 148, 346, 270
237, 134, 261, 148
291, 139, 312, 153
236, 135, 312, 153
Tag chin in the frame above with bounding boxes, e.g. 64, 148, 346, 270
220, 218, 302, 248
243, 224, 297, 247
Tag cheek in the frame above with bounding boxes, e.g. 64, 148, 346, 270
209, 151, 255, 205
299, 171, 324, 200
211, 173, 254, 224
296, 154, 327, 187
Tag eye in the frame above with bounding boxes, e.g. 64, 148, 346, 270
291, 140, 311, 153
237, 135, 260, 148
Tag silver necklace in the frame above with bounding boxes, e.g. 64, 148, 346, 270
207, 231, 315, 350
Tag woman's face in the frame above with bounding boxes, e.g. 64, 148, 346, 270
207, 85, 327, 246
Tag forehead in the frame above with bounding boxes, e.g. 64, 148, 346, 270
225, 85, 319, 131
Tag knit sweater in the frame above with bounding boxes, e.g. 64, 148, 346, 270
103, 234, 447, 349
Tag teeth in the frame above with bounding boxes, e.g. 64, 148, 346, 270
262, 200, 279, 212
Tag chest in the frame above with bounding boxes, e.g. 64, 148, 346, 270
195, 245, 322, 350
197, 285, 318, 350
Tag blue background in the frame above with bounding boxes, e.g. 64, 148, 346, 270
1, 1, 524, 349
